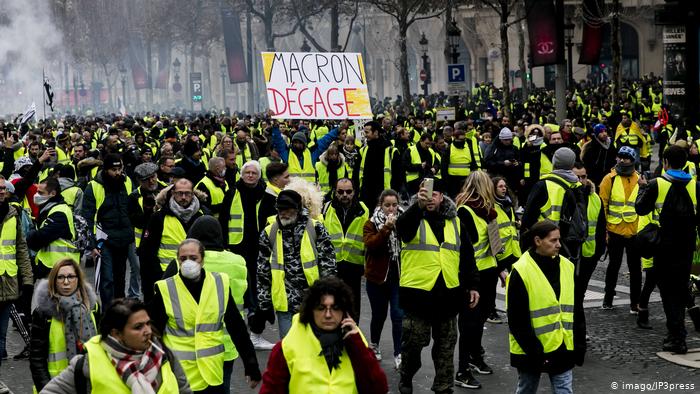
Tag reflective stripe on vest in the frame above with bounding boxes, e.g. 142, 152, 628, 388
266, 219, 319, 312
157, 271, 229, 390
85, 335, 179, 393
0, 216, 17, 277
48, 307, 97, 378
400, 218, 461, 291
607, 175, 639, 224
282, 314, 364, 393
460, 205, 497, 271
405, 146, 436, 183
158, 215, 187, 271
359, 145, 394, 190
448, 145, 472, 176
539, 175, 577, 224
495, 203, 521, 261
36, 204, 79, 269
288, 149, 315, 182
508, 251, 575, 355
323, 202, 368, 265
582, 193, 602, 258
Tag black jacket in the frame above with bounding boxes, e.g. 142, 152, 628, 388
219, 179, 266, 266
484, 140, 521, 187
581, 138, 616, 187
353, 137, 402, 208
81, 171, 133, 249
27, 196, 73, 251
176, 155, 206, 185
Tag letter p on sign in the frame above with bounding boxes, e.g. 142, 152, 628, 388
447, 64, 465, 83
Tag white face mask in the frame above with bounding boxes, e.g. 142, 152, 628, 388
33, 193, 51, 206
180, 259, 202, 280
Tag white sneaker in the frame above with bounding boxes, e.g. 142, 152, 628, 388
250, 333, 275, 350
0, 380, 9, 394
394, 354, 402, 370
369, 343, 382, 361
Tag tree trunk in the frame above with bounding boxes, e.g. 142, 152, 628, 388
611, 0, 621, 104
518, 6, 528, 100
500, 9, 511, 116
330, 4, 339, 51
246, 11, 254, 114
265, 13, 275, 51
444, 5, 453, 66
398, 23, 411, 113
146, 39, 153, 109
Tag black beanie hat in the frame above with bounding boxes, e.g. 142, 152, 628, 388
276, 189, 302, 211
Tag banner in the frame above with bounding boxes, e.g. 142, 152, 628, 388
663, 26, 686, 116
154, 44, 170, 89
222, 6, 248, 84
128, 37, 150, 90
578, 0, 604, 65
261, 52, 372, 119
525, 0, 560, 67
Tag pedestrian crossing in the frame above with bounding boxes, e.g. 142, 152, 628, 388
495, 278, 661, 312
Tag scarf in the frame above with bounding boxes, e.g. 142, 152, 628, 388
551, 169, 580, 183
370, 205, 403, 261
614, 162, 635, 177
169, 195, 200, 223
58, 293, 97, 360
101, 335, 165, 394
595, 135, 611, 150
311, 324, 344, 372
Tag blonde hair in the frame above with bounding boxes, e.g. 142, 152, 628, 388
284, 177, 324, 219
455, 170, 496, 210
47, 258, 91, 310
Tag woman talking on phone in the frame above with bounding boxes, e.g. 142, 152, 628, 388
363, 189, 405, 369
259, 276, 387, 394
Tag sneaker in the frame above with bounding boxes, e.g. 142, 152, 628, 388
469, 359, 494, 375
486, 311, 503, 324
629, 304, 639, 315
455, 370, 481, 389
601, 303, 614, 310
250, 333, 275, 350
13, 345, 29, 360
369, 343, 382, 361
394, 354, 402, 370
0, 380, 9, 394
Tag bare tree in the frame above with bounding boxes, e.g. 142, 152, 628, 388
239, 0, 299, 51
290, 0, 360, 52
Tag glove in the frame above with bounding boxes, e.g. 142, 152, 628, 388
20, 284, 34, 309
259, 308, 276, 325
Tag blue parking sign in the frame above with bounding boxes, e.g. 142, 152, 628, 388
447, 64, 466, 83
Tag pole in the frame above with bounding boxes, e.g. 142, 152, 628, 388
246, 11, 254, 115
221, 73, 226, 110
566, 40, 573, 88
554, 0, 566, 121
42, 68, 46, 121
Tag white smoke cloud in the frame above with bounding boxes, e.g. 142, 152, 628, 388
0, 0, 64, 118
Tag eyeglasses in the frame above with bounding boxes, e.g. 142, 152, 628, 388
336, 189, 354, 195
57, 274, 78, 282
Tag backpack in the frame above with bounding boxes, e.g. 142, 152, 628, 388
73, 214, 91, 253
545, 176, 588, 261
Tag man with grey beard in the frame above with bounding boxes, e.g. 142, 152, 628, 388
256, 189, 336, 338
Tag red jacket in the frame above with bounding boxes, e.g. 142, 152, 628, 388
259, 333, 388, 394
363, 220, 394, 284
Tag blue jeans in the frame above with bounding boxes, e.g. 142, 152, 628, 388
366, 268, 403, 356
277, 311, 294, 339
0, 302, 10, 365
126, 243, 142, 299
99, 243, 127, 308
516, 369, 573, 394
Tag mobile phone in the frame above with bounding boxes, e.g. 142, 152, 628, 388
423, 177, 434, 196
341, 313, 351, 336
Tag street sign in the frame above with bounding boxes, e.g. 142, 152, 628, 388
447, 64, 467, 96
435, 107, 456, 121
190, 72, 202, 111
419, 69, 427, 81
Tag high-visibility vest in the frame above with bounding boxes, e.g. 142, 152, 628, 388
84, 335, 178, 393
448, 144, 473, 176
61, 186, 81, 210
204, 250, 247, 362
495, 202, 521, 261
226, 190, 261, 246
315, 161, 349, 194
582, 193, 602, 258
282, 314, 364, 394
507, 251, 575, 355
662, 161, 698, 180
235, 143, 253, 169
157, 271, 229, 391
36, 204, 79, 269
47, 305, 98, 378
322, 202, 368, 265
651, 177, 698, 224
288, 149, 315, 183
265, 219, 320, 312
539, 174, 579, 224
637, 213, 655, 269
0, 216, 17, 277
133, 190, 145, 248
196, 176, 227, 215
158, 215, 187, 271
460, 206, 497, 271
607, 175, 639, 224
405, 145, 438, 183
56, 147, 71, 165
523, 148, 551, 179
359, 145, 395, 190
259, 156, 272, 182
400, 218, 461, 291
615, 128, 641, 148
88, 177, 134, 232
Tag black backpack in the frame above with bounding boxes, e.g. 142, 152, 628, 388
545, 176, 588, 261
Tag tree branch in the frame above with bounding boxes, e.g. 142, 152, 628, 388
341, 0, 360, 51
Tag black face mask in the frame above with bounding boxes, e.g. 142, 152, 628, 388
453, 140, 466, 149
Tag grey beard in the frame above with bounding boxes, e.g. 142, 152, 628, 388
279, 216, 296, 227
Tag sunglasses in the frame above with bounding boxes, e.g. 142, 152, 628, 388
336, 189, 354, 195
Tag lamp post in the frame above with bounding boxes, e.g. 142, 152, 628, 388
564, 18, 575, 89
419, 33, 430, 96
300, 39, 311, 52
220, 61, 227, 110
447, 19, 461, 64
172, 58, 182, 107
118, 63, 127, 110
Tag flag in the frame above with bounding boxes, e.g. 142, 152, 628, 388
221, 6, 248, 83
44, 79, 54, 111
578, 0, 605, 64
154, 43, 170, 89
128, 35, 150, 90
20, 102, 36, 125
525, 0, 561, 67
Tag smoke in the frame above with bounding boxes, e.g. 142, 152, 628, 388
0, 0, 64, 118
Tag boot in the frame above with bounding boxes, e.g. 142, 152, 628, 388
637, 308, 652, 329
688, 306, 700, 332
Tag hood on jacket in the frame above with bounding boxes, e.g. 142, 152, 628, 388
31, 278, 98, 317
318, 149, 346, 167
284, 177, 324, 219
76, 157, 102, 170
408, 193, 458, 219
154, 184, 209, 211
58, 177, 76, 191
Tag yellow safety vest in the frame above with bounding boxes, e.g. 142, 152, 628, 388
315, 161, 349, 194
539, 175, 579, 224
495, 203, 521, 261
203, 250, 247, 361
507, 251, 575, 355
359, 145, 394, 190
607, 175, 639, 224
582, 193, 602, 258
265, 219, 320, 312
651, 177, 698, 224
282, 314, 364, 394
84, 335, 178, 393
61, 186, 80, 210
400, 218, 461, 291
235, 143, 253, 169
47, 305, 98, 378
226, 190, 261, 246
523, 148, 551, 179
56, 147, 71, 165
196, 176, 227, 215
405, 145, 438, 183
288, 149, 315, 183
322, 202, 368, 265
158, 215, 187, 271
157, 271, 229, 391
448, 144, 473, 176
460, 206, 497, 271
637, 213, 655, 269
0, 216, 17, 277
259, 156, 272, 182
36, 204, 79, 269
